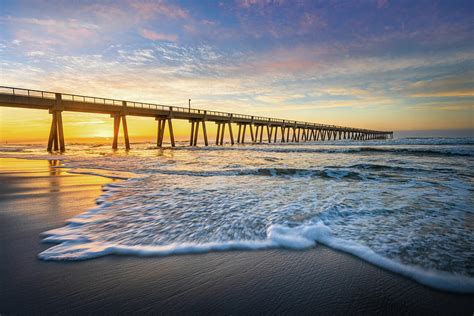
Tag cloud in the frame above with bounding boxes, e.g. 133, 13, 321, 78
140, 29, 177, 42
118, 49, 156, 63
1, 16, 100, 50
128, 0, 189, 19
25, 51, 46, 57
410, 90, 474, 98
233, 0, 327, 39
237, 0, 286, 9
0, 16, 98, 30
406, 74, 474, 98
408, 99, 474, 111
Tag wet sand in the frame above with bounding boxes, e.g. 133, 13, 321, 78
0, 158, 472, 314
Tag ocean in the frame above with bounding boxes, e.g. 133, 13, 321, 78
1, 137, 473, 293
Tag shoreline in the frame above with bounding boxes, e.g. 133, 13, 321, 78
1, 157, 473, 314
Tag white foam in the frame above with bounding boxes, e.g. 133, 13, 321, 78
305, 223, 474, 294
39, 222, 474, 294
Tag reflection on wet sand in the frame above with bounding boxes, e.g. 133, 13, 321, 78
48, 160, 61, 176
0, 158, 112, 222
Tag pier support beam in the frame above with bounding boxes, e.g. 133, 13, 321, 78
168, 119, 175, 147
236, 123, 246, 144
193, 121, 200, 146
112, 114, 121, 150
47, 110, 65, 152
57, 111, 65, 152
237, 124, 242, 143
228, 121, 234, 145
238, 124, 249, 144
47, 112, 57, 152
220, 122, 226, 145
157, 119, 165, 146
188, 118, 208, 146
156, 117, 175, 147
122, 115, 130, 150
47, 93, 66, 152
202, 120, 208, 146
215, 122, 229, 145
249, 124, 255, 143
111, 114, 131, 150
215, 122, 220, 145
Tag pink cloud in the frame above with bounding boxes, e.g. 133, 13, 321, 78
129, 0, 189, 19
257, 58, 317, 74
8, 17, 99, 50
140, 29, 177, 42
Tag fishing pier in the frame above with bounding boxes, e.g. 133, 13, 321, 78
0, 86, 393, 151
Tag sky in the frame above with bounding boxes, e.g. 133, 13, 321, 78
0, 0, 473, 142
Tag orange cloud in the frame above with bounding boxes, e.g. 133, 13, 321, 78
140, 29, 177, 42
410, 90, 474, 98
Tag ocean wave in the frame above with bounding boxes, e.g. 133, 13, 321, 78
124, 167, 367, 180
38, 221, 474, 294
171, 144, 473, 156
0, 147, 25, 152
133, 163, 445, 179
358, 147, 472, 157
66, 168, 146, 180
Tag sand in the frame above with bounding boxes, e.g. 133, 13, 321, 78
0, 157, 472, 314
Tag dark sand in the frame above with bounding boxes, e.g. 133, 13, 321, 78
0, 158, 472, 315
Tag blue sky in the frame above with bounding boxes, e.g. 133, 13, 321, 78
0, 0, 473, 131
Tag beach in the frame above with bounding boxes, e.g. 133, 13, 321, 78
0, 157, 472, 314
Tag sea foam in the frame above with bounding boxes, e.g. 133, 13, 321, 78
39, 221, 474, 293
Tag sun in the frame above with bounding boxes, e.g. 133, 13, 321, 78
91, 129, 113, 138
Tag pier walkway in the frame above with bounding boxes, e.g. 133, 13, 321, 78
0, 86, 393, 151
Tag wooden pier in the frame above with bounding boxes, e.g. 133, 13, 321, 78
0, 86, 393, 151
